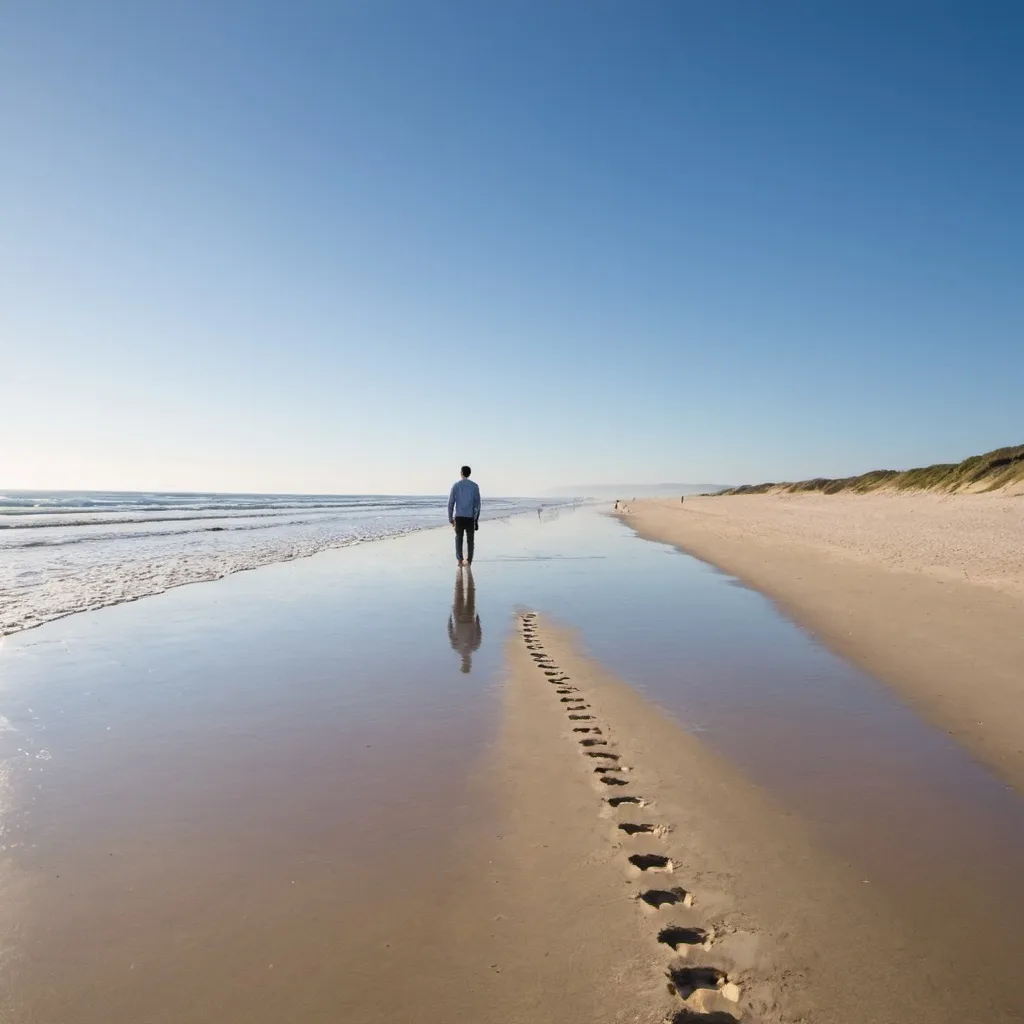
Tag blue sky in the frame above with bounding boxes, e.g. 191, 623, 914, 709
2, 1, 1021, 494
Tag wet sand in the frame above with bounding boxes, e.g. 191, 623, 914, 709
619, 494, 1024, 791
0, 538, 506, 1024
1, 509, 1023, 1022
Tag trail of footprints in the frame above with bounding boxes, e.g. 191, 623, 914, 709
519, 612, 743, 1024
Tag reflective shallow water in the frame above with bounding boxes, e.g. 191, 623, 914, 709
0, 507, 1021, 1021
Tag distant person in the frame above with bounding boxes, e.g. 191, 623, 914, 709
447, 465, 481, 567
447, 568, 482, 673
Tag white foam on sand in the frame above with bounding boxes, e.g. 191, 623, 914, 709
1, 492, 568, 635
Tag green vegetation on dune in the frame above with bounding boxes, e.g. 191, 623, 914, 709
715, 445, 1024, 496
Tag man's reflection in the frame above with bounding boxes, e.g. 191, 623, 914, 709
448, 569, 482, 674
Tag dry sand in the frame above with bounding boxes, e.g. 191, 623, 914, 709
433, 614, 1021, 1023
617, 492, 1024, 791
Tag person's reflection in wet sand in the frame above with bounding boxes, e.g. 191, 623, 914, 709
448, 569, 482, 674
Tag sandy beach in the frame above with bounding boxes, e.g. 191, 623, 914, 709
618, 492, 1024, 792
2, 508, 1023, 1023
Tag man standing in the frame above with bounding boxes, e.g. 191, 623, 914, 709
447, 465, 481, 567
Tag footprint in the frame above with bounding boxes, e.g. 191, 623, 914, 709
585, 750, 618, 759
573, 727, 602, 734
600, 776, 629, 787
658, 926, 711, 951
593, 765, 628, 774
666, 966, 737, 1003
556, 688, 577, 695
578, 738, 607, 747
607, 795, 644, 807
618, 823, 655, 835
567, 706, 589, 712
568, 715, 593, 721
628, 853, 673, 872
667, 1012, 739, 1024
636, 887, 692, 909
559, 697, 580, 703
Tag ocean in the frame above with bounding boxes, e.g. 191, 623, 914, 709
0, 490, 569, 635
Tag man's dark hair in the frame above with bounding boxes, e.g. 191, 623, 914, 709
461, 465, 472, 477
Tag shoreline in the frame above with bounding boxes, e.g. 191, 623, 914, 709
616, 493, 1024, 792
0, 497, 573, 637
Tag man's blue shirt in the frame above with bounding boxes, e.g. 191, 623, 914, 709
448, 479, 481, 521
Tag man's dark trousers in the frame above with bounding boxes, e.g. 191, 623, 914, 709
454, 516, 476, 563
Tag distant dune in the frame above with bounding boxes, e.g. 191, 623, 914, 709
714, 444, 1024, 496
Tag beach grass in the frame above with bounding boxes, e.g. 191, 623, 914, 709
714, 444, 1024, 496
